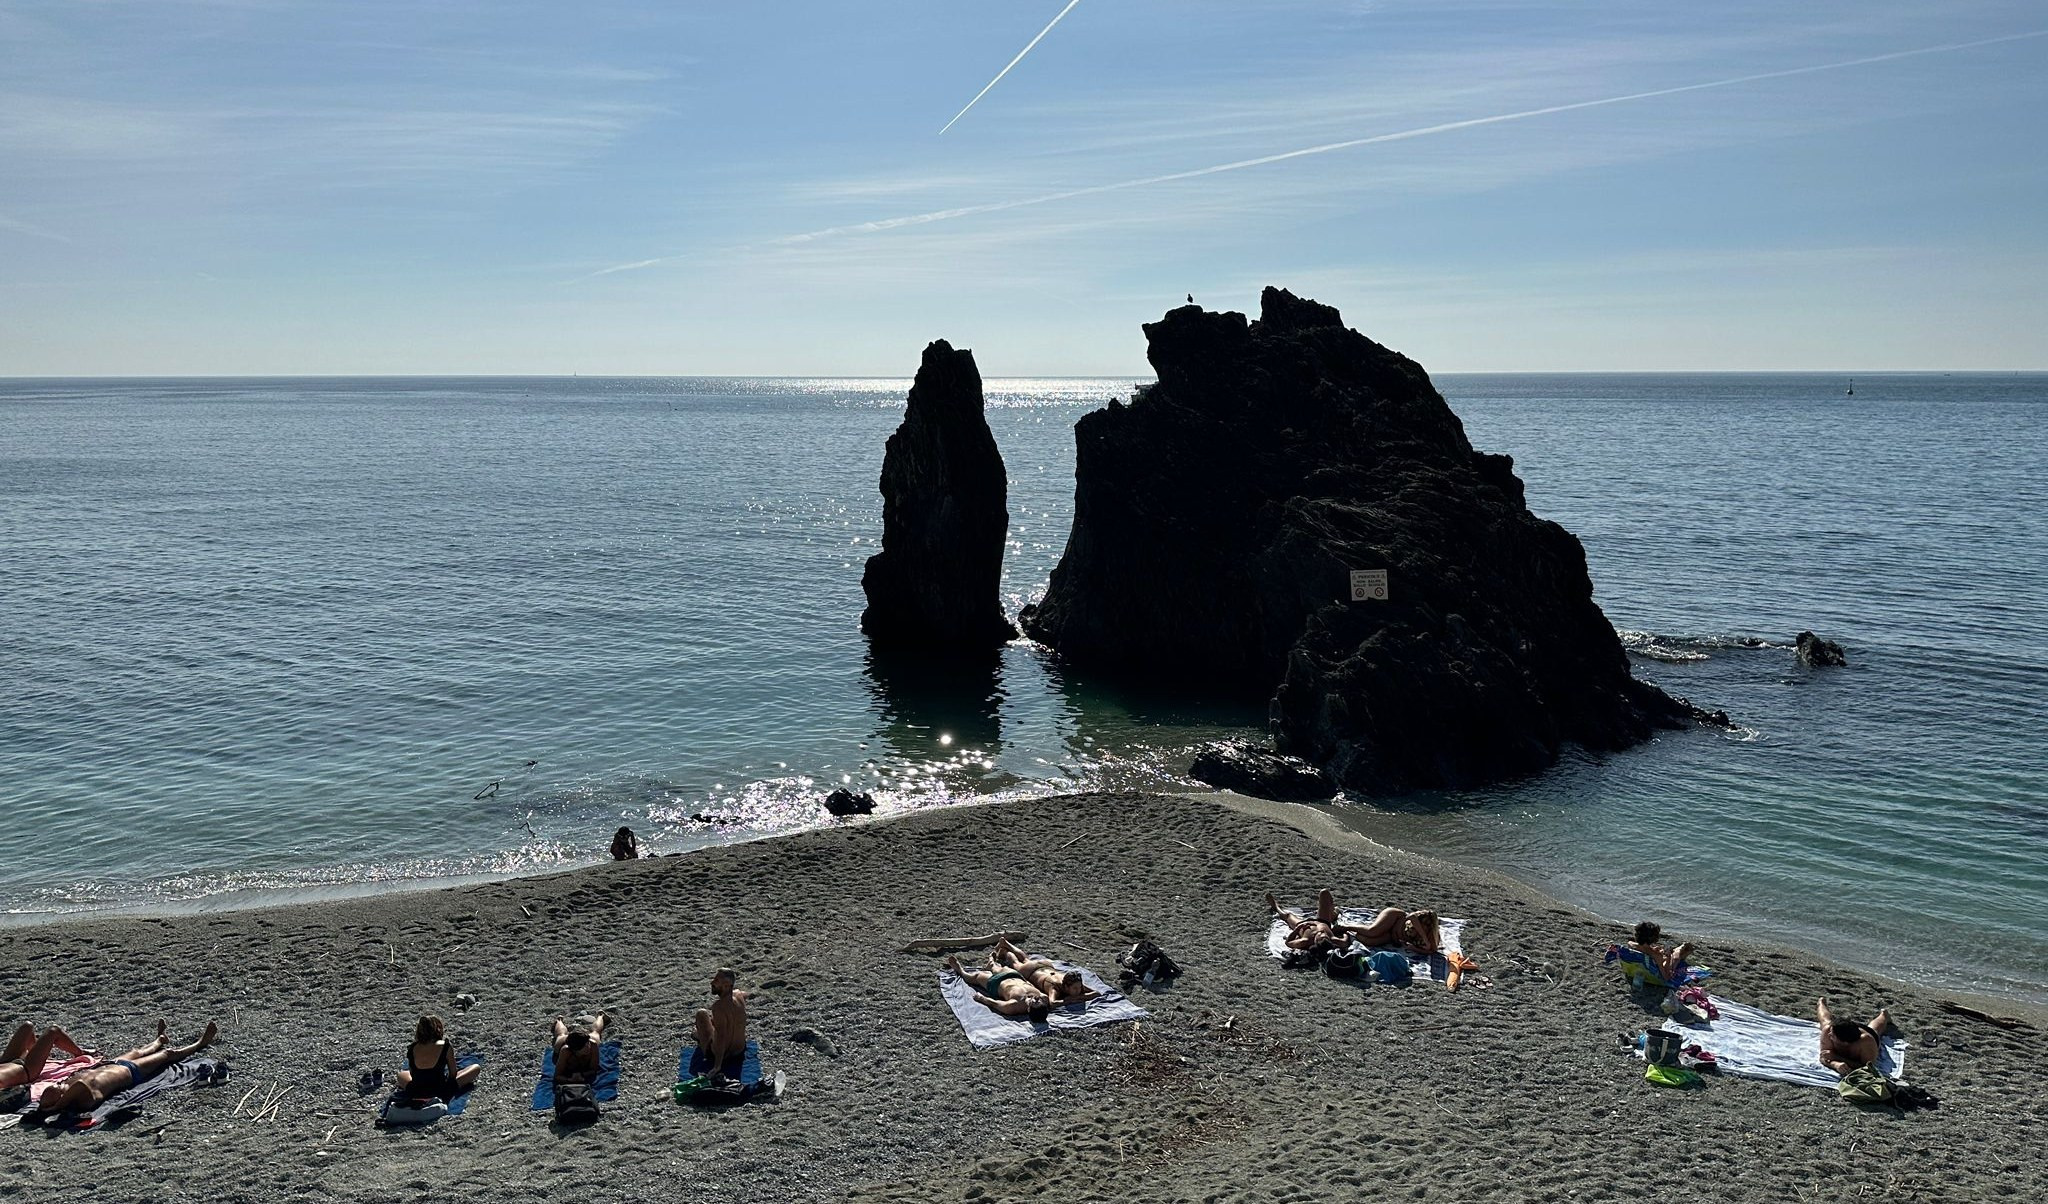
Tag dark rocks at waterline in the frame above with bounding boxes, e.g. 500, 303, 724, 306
1188, 740, 1334, 801
860, 340, 1019, 652
1795, 631, 1848, 667
1023, 287, 1695, 795
823, 789, 877, 817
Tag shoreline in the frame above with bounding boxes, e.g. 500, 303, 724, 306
8, 786, 2043, 1018
5, 789, 2043, 1202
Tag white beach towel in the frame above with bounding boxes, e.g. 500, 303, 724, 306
1265, 909, 1467, 983
938, 962, 1149, 1049
1659, 997, 1908, 1090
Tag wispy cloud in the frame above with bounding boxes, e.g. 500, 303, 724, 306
780, 27, 2048, 246
0, 212, 72, 243
940, 0, 1083, 135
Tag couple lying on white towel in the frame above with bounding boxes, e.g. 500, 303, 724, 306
946, 938, 1102, 1022
1268, 889, 1443, 958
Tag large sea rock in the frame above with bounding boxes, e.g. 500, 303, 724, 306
1021, 288, 1693, 793
860, 340, 1019, 652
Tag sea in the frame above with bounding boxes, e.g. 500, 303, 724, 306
2, 373, 2043, 1004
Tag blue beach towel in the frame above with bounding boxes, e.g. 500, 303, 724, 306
530, 1041, 621, 1112
379, 1053, 483, 1125
680, 1041, 761, 1088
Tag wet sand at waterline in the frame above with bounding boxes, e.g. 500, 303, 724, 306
3, 791, 2041, 1203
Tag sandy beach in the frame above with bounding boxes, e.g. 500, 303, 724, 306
3, 790, 2041, 1203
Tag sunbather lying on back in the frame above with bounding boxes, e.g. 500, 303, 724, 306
1817, 997, 1893, 1076
945, 955, 1053, 1022
35, 1020, 217, 1115
1, 1023, 86, 1091
551, 1012, 609, 1085
1267, 890, 1352, 952
989, 937, 1101, 1006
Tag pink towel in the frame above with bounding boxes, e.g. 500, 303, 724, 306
26, 1054, 97, 1104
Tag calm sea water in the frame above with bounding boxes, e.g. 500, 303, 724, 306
3, 374, 2043, 1002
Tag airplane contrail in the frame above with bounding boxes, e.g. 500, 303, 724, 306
789, 27, 2048, 243
940, 0, 1084, 135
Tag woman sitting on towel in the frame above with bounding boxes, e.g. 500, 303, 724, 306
1346, 907, 1443, 956
1, 1023, 86, 1091
989, 937, 1101, 1006
1817, 997, 1893, 1076
1629, 921, 1696, 984
35, 1020, 218, 1115
944, 955, 1054, 1023
395, 1014, 480, 1102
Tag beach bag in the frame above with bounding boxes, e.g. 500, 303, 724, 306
380, 1096, 448, 1126
1644, 1030, 1684, 1068
1837, 1067, 1894, 1104
553, 1082, 602, 1124
1117, 940, 1181, 986
1365, 950, 1412, 985
1322, 947, 1366, 979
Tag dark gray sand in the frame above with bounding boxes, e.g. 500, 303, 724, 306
2, 792, 2041, 1203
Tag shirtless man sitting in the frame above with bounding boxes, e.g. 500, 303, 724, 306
35, 1020, 218, 1115
1817, 996, 1893, 1076
1, 1023, 86, 1092
692, 968, 749, 1079
945, 955, 1054, 1023
990, 937, 1100, 1007
550, 1011, 609, 1085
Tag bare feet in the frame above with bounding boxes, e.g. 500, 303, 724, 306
943, 955, 963, 974
198, 1021, 218, 1048
1265, 893, 1280, 915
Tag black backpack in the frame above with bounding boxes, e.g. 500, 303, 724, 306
553, 1081, 601, 1124
1117, 940, 1181, 985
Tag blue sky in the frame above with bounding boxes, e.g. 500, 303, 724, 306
2, 0, 2043, 374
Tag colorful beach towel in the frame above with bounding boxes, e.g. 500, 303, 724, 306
378, 1053, 483, 1125
530, 1041, 621, 1112
1265, 910, 1467, 983
939, 963, 1149, 1049
1656, 997, 1908, 1090
1606, 944, 1710, 989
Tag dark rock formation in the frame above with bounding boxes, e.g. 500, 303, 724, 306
1022, 287, 1694, 794
1188, 740, 1334, 801
861, 340, 1019, 651
823, 789, 876, 817
1795, 631, 1847, 667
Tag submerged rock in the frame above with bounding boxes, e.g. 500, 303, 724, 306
861, 340, 1019, 651
823, 789, 877, 817
1023, 287, 1693, 794
1188, 740, 1333, 801
1795, 631, 1847, 667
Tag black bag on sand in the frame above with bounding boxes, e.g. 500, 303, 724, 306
1321, 948, 1366, 979
554, 1082, 601, 1124
1117, 940, 1182, 985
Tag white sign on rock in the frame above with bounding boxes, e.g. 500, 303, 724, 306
1349, 569, 1389, 602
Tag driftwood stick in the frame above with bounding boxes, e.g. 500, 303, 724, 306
1937, 1000, 2030, 1030
899, 930, 1030, 954
232, 1085, 260, 1116
1055, 831, 1090, 850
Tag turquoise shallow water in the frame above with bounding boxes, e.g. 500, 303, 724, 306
2, 373, 2043, 1002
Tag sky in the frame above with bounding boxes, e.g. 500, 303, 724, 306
1, 0, 2044, 375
